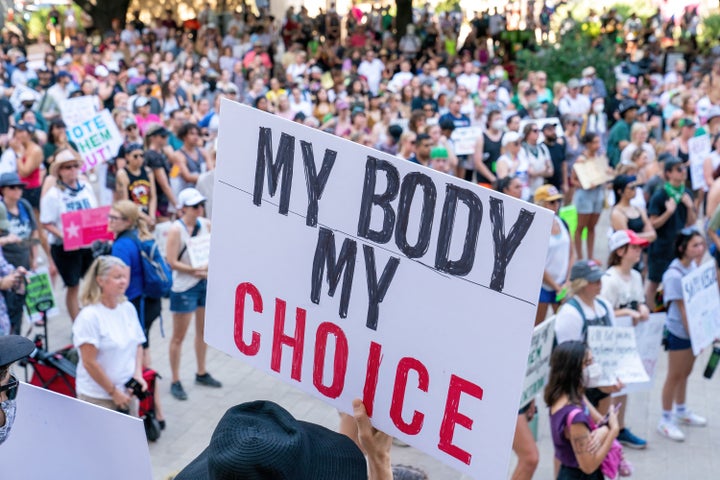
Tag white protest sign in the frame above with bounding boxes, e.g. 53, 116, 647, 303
187, 233, 211, 268
207, 101, 554, 479
451, 126, 482, 156
0, 383, 152, 479
688, 134, 711, 191
9, 83, 40, 111
61, 95, 98, 127
612, 313, 666, 394
586, 326, 650, 387
66, 109, 123, 173
26, 44, 46, 71
520, 316, 555, 408
154, 221, 171, 258
681, 261, 720, 356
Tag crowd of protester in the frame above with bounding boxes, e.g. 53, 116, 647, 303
0, 1, 718, 479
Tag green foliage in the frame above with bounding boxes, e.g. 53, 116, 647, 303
516, 27, 618, 93
434, 0, 461, 14
23, 5, 85, 40
700, 13, 720, 46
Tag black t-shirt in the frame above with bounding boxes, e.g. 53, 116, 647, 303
647, 187, 688, 259
145, 150, 171, 209
544, 140, 566, 190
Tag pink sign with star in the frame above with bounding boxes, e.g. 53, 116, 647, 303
61, 206, 114, 251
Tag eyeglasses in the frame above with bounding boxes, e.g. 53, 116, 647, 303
107, 214, 126, 222
0, 374, 19, 401
60, 164, 80, 170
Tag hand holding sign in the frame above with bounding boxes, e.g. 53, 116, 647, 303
61, 206, 114, 251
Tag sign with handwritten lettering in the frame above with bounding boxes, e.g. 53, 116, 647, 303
682, 260, 720, 355
520, 316, 555, 407
586, 326, 650, 387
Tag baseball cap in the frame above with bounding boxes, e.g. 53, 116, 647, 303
135, 96, 150, 108
123, 117, 137, 129
678, 118, 696, 128
570, 259, 604, 282
15, 122, 35, 134
619, 100, 639, 115
0, 335, 34, 367
541, 121, 557, 131
663, 155, 684, 172
533, 184, 563, 204
145, 123, 168, 138
612, 174, 637, 195
567, 78, 580, 89
177, 188, 206, 208
501, 131, 521, 147
608, 229, 649, 252
430, 146, 448, 159
19, 91, 35, 103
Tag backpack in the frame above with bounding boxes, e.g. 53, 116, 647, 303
552, 296, 611, 350
131, 233, 172, 299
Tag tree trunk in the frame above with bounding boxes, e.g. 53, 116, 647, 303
395, 0, 412, 40
74, 0, 132, 35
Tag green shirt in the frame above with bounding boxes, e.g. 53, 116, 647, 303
607, 119, 631, 167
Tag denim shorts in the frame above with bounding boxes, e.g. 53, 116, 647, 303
170, 280, 207, 313
665, 331, 692, 351
539, 287, 557, 304
574, 187, 604, 214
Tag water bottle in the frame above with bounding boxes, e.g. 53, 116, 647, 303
704, 344, 720, 379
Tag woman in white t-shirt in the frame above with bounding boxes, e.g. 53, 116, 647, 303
73, 255, 146, 414
39, 149, 97, 321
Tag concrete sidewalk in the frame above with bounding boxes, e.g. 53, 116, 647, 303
32, 208, 720, 479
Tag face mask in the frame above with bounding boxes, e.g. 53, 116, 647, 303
533, 108, 544, 118
0, 399, 17, 445
582, 362, 603, 387
491, 119, 504, 131
593, 104, 605, 114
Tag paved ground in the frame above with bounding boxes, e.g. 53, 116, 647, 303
25, 208, 720, 479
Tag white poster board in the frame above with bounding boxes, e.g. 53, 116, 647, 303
66, 109, 123, 173
612, 313, 666, 394
61, 95, 98, 127
187, 233, 211, 268
688, 134, 711, 191
208, 101, 554, 479
0, 383, 151, 479
586, 326, 650, 387
520, 316, 555, 407
154, 221, 172, 258
451, 127, 482, 156
681, 261, 720, 356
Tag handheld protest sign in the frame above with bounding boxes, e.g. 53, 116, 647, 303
612, 313, 666, 394
61, 206, 114, 251
586, 326, 650, 387
207, 101, 553, 479
66, 109, 123, 173
520, 316, 555, 408
24, 267, 59, 322
681, 261, 720, 356
688, 134, 711, 191
187, 234, 211, 268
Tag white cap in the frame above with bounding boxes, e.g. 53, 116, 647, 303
19, 91, 35, 102
502, 131, 520, 147
177, 188, 206, 208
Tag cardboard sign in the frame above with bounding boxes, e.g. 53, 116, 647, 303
586, 326, 650, 387
187, 233, 211, 268
61, 95, 98, 127
612, 313, 666, 394
573, 156, 614, 190
9, 83, 41, 111
520, 316, 555, 408
61, 206, 114, 251
451, 127, 482, 156
688, 134, 711, 191
66, 109, 123, 173
207, 101, 554, 478
0, 383, 152, 479
681, 261, 720, 356
26, 44, 46, 71
24, 267, 59, 322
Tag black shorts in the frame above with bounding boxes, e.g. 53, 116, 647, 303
585, 387, 610, 408
647, 255, 673, 283
22, 186, 41, 210
50, 245, 94, 287
130, 296, 162, 349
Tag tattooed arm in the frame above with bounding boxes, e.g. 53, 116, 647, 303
568, 407, 620, 474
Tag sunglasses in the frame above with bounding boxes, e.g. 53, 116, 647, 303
4, 185, 23, 190
126, 125, 137, 131
190, 203, 205, 209
130, 152, 144, 159
530, 129, 539, 133
60, 164, 80, 170
0, 374, 19, 400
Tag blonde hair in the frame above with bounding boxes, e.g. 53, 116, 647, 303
568, 278, 589, 297
112, 200, 152, 240
80, 256, 129, 306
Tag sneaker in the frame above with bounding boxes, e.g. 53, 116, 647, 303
619, 458, 633, 477
617, 427, 647, 449
657, 419, 685, 442
675, 410, 707, 427
195, 372, 222, 388
170, 381, 187, 401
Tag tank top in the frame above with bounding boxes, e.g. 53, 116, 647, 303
125, 167, 151, 214
172, 217, 210, 293
178, 148, 205, 190
19, 155, 41, 189
478, 132, 502, 183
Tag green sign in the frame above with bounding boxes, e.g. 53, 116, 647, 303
25, 271, 55, 315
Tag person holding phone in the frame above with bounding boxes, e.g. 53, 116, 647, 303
73, 255, 147, 414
